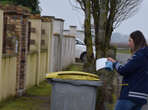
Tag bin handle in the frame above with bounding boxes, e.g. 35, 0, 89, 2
58, 73, 98, 78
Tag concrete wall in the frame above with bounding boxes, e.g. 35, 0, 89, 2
25, 51, 48, 89
61, 35, 75, 69
0, 56, 17, 100
64, 26, 96, 44
0, 13, 76, 101
64, 26, 84, 42
0, 9, 3, 101
25, 52, 38, 88
41, 17, 76, 72
25, 16, 51, 87
50, 18, 64, 72
61, 26, 76, 69
0, 52, 49, 99
26, 17, 51, 87
29, 18, 42, 52
51, 34, 61, 72
40, 51, 48, 81
41, 22, 50, 49
41, 17, 53, 73
29, 17, 42, 85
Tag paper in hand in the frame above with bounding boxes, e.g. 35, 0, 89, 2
96, 58, 113, 71
96, 58, 107, 71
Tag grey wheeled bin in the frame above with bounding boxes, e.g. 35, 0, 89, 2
46, 71, 101, 110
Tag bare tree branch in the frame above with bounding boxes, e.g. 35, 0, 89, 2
113, 0, 143, 28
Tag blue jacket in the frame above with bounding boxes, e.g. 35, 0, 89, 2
114, 46, 148, 105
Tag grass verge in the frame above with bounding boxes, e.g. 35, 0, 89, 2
26, 81, 51, 96
63, 63, 83, 71
0, 81, 51, 110
117, 48, 130, 54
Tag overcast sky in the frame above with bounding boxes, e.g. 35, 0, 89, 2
39, 0, 148, 38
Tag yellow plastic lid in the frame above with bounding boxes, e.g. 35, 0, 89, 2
46, 71, 99, 81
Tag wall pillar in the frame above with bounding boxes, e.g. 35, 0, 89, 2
29, 15, 42, 86
0, 9, 4, 101
52, 18, 64, 71
41, 16, 53, 73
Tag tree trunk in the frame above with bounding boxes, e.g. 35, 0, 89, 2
95, 0, 108, 59
94, 1, 116, 110
105, 0, 116, 56
91, 0, 100, 59
83, 0, 95, 73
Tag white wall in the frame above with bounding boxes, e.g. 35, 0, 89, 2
0, 9, 3, 101
61, 35, 75, 69
50, 18, 64, 72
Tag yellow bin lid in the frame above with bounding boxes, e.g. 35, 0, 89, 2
46, 71, 99, 81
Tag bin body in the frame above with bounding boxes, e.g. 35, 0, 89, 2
49, 79, 101, 110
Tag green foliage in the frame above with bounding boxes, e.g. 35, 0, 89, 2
0, 0, 13, 5
0, 0, 40, 14
15, 0, 40, 14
